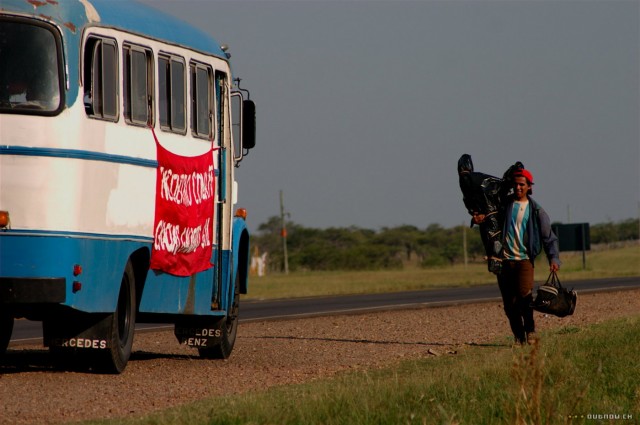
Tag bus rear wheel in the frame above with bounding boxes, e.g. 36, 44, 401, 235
94, 260, 136, 373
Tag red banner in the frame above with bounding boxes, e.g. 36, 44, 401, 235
150, 130, 216, 276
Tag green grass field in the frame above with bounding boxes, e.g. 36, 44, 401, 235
246, 244, 640, 300
85, 316, 640, 425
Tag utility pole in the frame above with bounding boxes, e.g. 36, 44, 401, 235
280, 190, 289, 275
462, 222, 468, 268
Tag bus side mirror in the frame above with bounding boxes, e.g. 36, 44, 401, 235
242, 99, 256, 150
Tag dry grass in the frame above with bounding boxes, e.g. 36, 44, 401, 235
247, 244, 640, 300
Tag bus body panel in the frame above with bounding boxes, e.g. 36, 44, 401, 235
138, 249, 232, 316
0, 233, 140, 312
0, 150, 156, 236
0, 231, 241, 316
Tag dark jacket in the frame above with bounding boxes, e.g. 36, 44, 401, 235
502, 196, 560, 267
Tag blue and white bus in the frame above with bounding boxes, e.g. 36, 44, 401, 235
0, 0, 256, 373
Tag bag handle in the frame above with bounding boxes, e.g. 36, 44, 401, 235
545, 271, 563, 289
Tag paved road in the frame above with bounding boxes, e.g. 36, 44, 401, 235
9, 276, 640, 345
240, 276, 639, 320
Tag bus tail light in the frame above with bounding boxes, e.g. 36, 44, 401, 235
73, 265, 83, 292
234, 208, 247, 220
0, 210, 10, 229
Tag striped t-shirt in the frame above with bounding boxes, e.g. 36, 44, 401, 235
503, 200, 530, 260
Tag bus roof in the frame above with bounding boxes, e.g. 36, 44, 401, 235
0, 0, 226, 58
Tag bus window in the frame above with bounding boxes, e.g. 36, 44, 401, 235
124, 45, 153, 126
159, 55, 186, 134
0, 18, 62, 114
84, 36, 118, 121
159, 57, 168, 128
191, 63, 213, 139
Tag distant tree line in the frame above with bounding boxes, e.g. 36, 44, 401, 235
250, 216, 639, 273
590, 219, 639, 245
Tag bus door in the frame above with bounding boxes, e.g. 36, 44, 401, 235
211, 71, 228, 310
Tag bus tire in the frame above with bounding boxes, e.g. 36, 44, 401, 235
199, 273, 240, 359
0, 311, 13, 357
95, 260, 136, 373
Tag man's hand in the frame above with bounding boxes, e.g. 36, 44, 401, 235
472, 212, 485, 225
550, 262, 559, 273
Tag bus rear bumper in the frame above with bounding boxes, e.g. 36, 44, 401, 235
0, 277, 66, 304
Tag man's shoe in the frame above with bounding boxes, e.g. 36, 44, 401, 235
512, 333, 526, 346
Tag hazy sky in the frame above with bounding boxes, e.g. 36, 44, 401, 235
140, 0, 639, 232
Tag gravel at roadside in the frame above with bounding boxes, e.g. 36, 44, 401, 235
1, 288, 639, 425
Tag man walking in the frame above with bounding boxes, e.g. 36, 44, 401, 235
473, 168, 560, 345
497, 169, 560, 345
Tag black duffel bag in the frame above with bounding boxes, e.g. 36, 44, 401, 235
531, 271, 577, 317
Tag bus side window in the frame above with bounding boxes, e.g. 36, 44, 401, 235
158, 54, 186, 134
190, 62, 213, 140
84, 36, 118, 121
124, 44, 153, 126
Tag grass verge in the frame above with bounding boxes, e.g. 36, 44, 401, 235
246, 245, 640, 300
83, 315, 640, 425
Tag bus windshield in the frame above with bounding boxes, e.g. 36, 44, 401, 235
0, 19, 61, 113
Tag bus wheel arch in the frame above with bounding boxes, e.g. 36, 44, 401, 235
236, 228, 250, 295
94, 259, 137, 374
0, 311, 14, 357
129, 247, 150, 311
